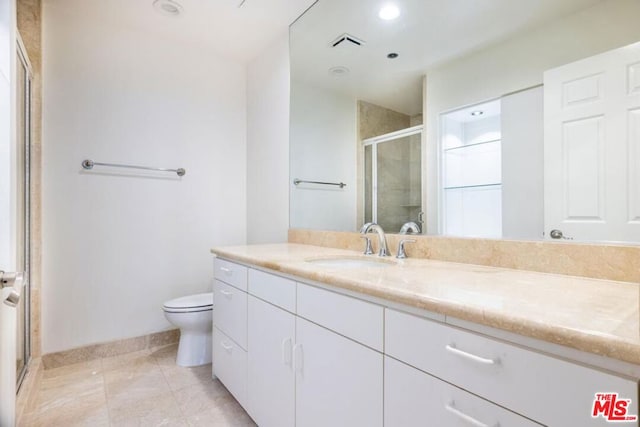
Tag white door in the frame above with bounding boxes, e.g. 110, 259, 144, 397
544, 41, 640, 242
295, 317, 383, 427
2, 1, 29, 425
247, 296, 295, 427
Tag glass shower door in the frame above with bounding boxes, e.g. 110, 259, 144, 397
364, 126, 422, 232
15, 39, 32, 389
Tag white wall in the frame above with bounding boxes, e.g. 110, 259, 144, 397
246, 33, 290, 244
501, 87, 544, 240
425, 0, 640, 234
42, 3, 247, 353
289, 81, 357, 231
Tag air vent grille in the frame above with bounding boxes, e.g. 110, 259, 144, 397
331, 33, 366, 48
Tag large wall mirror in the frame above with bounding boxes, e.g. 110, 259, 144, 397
289, 0, 640, 244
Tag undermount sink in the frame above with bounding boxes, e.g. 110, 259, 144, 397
305, 257, 396, 269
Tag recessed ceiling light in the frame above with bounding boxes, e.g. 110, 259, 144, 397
329, 66, 350, 77
470, 110, 484, 116
153, 0, 183, 16
379, 4, 400, 20
387, 52, 399, 59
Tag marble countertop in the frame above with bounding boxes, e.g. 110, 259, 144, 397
211, 243, 640, 365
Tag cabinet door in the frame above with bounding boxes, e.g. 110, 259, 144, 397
247, 296, 295, 427
385, 356, 541, 427
295, 318, 383, 427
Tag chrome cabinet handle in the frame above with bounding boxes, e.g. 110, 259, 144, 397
445, 344, 498, 365
220, 341, 233, 353
219, 289, 233, 298
282, 338, 292, 366
445, 401, 496, 427
219, 267, 233, 275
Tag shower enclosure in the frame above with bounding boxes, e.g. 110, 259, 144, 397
363, 125, 423, 233
15, 36, 32, 390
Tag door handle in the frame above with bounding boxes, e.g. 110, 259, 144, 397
1, 271, 25, 308
549, 229, 573, 240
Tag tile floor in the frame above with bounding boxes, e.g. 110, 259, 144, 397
20, 344, 256, 426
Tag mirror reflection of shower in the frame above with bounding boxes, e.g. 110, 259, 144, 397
361, 101, 423, 233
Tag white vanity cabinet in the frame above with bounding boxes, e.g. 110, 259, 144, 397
215, 259, 383, 427
385, 308, 639, 427
213, 257, 639, 427
212, 258, 249, 407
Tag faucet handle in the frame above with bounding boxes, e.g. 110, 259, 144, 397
396, 239, 416, 259
360, 236, 374, 255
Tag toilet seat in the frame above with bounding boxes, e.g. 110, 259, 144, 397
163, 292, 213, 313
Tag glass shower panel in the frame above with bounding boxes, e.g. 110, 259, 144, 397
364, 145, 373, 224
15, 43, 31, 389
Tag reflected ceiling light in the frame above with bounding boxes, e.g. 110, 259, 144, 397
470, 110, 484, 116
329, 66, 350, 77
153, 0, 183, 16
378, 4, 400, 20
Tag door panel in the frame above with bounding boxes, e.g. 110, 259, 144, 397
295, 318, 383, 427
247, 296, 295, 427
544, 41, 640, 242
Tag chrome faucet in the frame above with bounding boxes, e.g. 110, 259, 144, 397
360, 222, 390, 257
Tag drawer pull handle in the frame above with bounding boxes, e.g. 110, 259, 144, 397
445, 402, 496, 427
282, 338, 292, 366
220, 341, 233, 353
220, 289, 233, 298
220, 267, 233, 276
445, 344, 498, 365
293, 344, 303, 374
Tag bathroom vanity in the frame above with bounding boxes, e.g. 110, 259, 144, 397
210, 243, 640, 427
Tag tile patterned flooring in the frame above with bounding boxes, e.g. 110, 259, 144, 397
20, 344, 256, 426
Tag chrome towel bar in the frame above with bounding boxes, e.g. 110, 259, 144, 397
82, 159, 185, 176
293, 178, 346, 188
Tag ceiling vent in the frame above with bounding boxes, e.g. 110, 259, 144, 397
331, 33, 366, 48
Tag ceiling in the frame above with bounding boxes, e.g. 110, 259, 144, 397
290, 0, 604, 115
44, 0, 317, 63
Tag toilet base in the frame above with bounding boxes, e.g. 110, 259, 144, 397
176, 330, 212, 367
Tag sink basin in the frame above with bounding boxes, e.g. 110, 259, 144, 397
305, 257, 396, 269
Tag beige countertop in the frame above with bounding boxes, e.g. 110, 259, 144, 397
211, 243, 640, 365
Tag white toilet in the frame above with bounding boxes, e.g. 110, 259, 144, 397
162, 292, 213, 367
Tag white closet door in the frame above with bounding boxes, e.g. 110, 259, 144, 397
544, 41, 640, 242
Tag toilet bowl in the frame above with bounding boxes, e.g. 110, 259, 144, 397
162, 293, 213, 367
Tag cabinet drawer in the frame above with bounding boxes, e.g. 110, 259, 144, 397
297, 283, 383, 351
385, 356, 541, 427
214, 258, 248, 291
213, 327, 248, 408
385, 308, 638, 427
213, 279, 247, 349
248, 269, 296, 312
